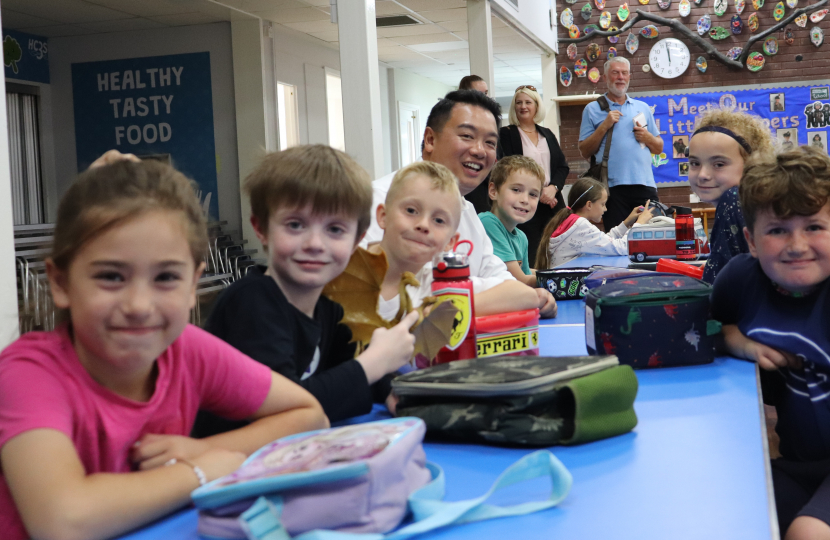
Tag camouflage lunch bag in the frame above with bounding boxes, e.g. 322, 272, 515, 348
393, 355, 638, 447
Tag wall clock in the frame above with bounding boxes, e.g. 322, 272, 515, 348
648, 38, 691, 78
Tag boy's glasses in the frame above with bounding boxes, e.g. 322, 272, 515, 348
515, 85, 537, 93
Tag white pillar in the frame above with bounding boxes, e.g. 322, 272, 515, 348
337, 0, 383, 178
0, 10, 21, 346
541, 53, 561, 140
466, 0, 494, 95
231, 17, 268, 246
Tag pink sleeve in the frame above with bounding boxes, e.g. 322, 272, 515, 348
0, 345, 74, 449
180, 325, 273, 420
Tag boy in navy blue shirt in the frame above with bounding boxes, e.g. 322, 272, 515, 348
711, 146, 830, 540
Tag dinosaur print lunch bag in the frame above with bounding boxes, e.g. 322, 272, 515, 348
584, 274, 721, 369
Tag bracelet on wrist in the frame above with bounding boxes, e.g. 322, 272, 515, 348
165, 457, 208, 486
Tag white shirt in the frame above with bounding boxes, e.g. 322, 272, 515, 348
361, 170, 516, 294
547, 217, 630, 268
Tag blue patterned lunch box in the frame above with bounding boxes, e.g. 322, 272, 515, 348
536, 268, 592, 300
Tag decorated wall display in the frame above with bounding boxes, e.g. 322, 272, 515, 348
3, 29, 49, 84
638, 85, 830, 184
72, 52, 218, 217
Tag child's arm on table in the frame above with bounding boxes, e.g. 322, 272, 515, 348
2, 429, 245, 540
721, 324, 802, 371
475, 280, 556, 317
505, 261, 537, 287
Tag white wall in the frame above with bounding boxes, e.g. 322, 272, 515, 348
47, 23, 241, 232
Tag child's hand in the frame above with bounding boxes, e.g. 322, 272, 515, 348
357, 310, 419, 383
132, 434, 211, 471
535, 288, 558, 319
385, 391, 400, 415
189, 448, 247, 483
623, 200, 653, 228
745, 340, 802, 371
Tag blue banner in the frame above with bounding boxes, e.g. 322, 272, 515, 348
637, 83, 830, 184
71, 52, 218, 218
3, 29, 49, 84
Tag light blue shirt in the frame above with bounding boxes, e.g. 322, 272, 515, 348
578, 93, 660, 188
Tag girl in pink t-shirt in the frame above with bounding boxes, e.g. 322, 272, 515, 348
0, 152, 328, 540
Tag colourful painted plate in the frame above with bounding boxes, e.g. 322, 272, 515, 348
575, 58, 588, 77
626, 32, 640, 53
715, 0, 728, 15
584, 24, 600, 34
731, 14, 743, 33
696, 56, 708, 72
785, 28, 795, 44
811, 26, 824, 47
786, 0, 797, 6
639, 0, 650, 4
763, 37, 779, 54
657, 0, 672, 9
748, 12, 760, 31
735, 0, 746, 13
588, 67, 601, 83
617, 3, 630, 21
752, 0, 764, 9
608, 25, 620, 42
747, 51, 765, 71
641, 24, 660, 38
773, 2, 785, 21
581, 3, 593, 20
608, 46, 618, 58
694, 0, 704, 4
595, 0, 606, 9
709, 26, 730, 39
599, 10, 612, 28
796, 14, 807, 27
697, 13, 712, 34
726, 46, 743, 59
560, 66, 573, 87
567, 43, 578, 60
561, 8, 575, 27
569, 25, 581, 38
567, 0, 579, 4
587, 42, 602, 61
811, 9, 829, 22
680, 0, 691, 15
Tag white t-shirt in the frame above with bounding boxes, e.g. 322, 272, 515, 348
377, 265, 434, 322
361, 170, 516, 295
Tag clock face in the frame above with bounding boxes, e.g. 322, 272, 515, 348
648, 38, 691, 78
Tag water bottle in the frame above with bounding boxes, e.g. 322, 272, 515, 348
674, 206, 696, 261
431, 247, 477, 363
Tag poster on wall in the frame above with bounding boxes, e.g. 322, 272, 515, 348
71, 52, 218, 218
3, 29, 49, 84
636, 84, 830, 184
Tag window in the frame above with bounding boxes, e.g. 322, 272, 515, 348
632, 232, 642, 239
276, 82, 299, 151
654, 231, 664, 239
324, 68, 345, 151
666, 231, 676, 239
643, 231, 653, 239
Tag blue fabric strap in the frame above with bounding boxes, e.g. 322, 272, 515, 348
239, 450, 572, 540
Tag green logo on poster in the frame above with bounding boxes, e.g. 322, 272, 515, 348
811, 87, 830, 100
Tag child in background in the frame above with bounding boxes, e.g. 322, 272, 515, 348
687, 108, 774, 284
535, 177, 653, 268
196, 146, 418, 431
711, 146, 830, 540
370, 161, 462, 321
0, 159, 327, 540
479, 155, 543, 287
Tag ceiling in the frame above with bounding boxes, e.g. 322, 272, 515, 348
1, 0, 544, 97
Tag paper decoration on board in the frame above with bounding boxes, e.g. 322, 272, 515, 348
680, 0, 691, 15
786, 0, 797, 6
795, 14, 808, 27
731, 15, 743, 33
715, 0, 728, 15
735, 0, 746, 13
600, 10, 612, 27
587, 42, 602, 61
657, 0, 672, 9
747, 52, 765, 71
752, 0, 764, 10
608, 26, 620, 42
575, 58, 588, 76
560, 66, 573, 86
727, 46, 743, 59
763, 37, 779, 54
585, 24, 600, 34
773, 2, 785, 21
651, 152, 668, 166
626, 32, 640, 53
608, 46, 618, 58
811, 9, 829, 22
698, 14, 712, 34
641, 25, 660, 38
581, 3, 593, 20
588, 67, 601, 83
569, 25, 581, 38
595, 0, 606, 9
748, 12, 760, 31
618, 3, 630, 20
567, 43, 578, 60
709, 26, 730, 39
811, 26, 824, 47
561, 8, 575, 27
785, 27, 795, 44
696, 56, 708, 72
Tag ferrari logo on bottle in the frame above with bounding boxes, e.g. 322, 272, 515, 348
434, 287, 471, 350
